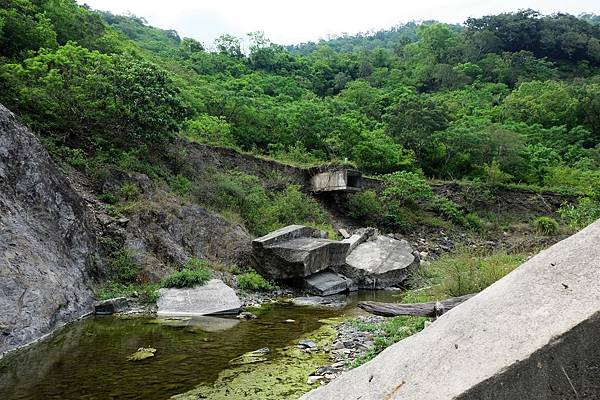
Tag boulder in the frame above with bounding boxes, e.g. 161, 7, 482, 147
157, 279, 241, 317
0, 104, 97, 354
305, 270, 352, 296
252, 225, 349, 279
301, 220, 600, 400
334, 233, 419, 289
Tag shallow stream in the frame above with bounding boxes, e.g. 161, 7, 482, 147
0, 291, 401, 400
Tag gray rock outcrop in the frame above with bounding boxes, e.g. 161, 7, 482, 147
156, 279, 241, 316
0, 104, 97, 354
301, 219, 600, 400
334, 232, 419, 289
252, 225, 349, 279
125, 201, 253, 280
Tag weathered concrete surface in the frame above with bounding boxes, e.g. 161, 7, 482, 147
0, 104, 97, 355
305, 270, 352, 296
252, 225, 349, 279
157, 279, 241, 317
301, 220, 600, 400
334, 234, 418, 289
310, 169, 361, 193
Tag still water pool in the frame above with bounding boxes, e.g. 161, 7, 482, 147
0, 291, 402, 400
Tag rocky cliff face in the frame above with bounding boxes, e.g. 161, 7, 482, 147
0, 105, 98, 354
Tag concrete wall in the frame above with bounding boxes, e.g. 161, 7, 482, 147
311, 171, 348, 192
301, 219, 600, 400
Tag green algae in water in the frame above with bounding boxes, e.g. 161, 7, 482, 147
0, 291, 401, 400
172, 323, 339, 400
0, 302, 338, 400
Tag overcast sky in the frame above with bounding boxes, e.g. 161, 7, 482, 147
79, 0, 600, 47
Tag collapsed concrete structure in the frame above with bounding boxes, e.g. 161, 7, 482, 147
301, 219, 600, 400
252, 225, 349, 279
252, 225, 418, 293
309, 167, 362, 193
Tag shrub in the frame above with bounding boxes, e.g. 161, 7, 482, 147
352, 316, 426, 366
533, 216, 559, 235
423, 251, 525, 297
96, 282, 160, 304
348, 190, 384, 225
465, 213, 486, 232
430, 195, 467, 225
382, 171, 433, 207
107, 248, 142, 283
559, 198, 600, 229
237, 272, 275, 291
161, 258, 212, 288
119, 183, 141, 201
170, 175, 194, 197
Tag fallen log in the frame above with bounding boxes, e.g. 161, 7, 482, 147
358, 293, 476, 317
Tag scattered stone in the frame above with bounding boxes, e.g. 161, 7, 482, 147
94, 297, 129, 315
298, 340, 317, 350
305, 270, 353, 296
157, 279, 241, 317
290, 295, 347, 308
252, 225, 349, 279
307, 375, 325, 385
285, 319, 296, 323
236, 311, 257, 320
127, 347, 156, 361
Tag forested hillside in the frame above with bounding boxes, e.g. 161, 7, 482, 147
1, 1, 599, 230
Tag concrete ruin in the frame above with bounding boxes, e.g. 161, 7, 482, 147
252, 226, 419, 293
305, 270, 354, 296
301, 219, 600, 400
251, 225, 349, 279
309, 168, 362, 193
335, 234, 419, 289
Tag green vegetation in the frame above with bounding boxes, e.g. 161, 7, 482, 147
197, 171, 333, 236
161, 258, 212, 288
1, 2, 599, 200
533, 216, 560, 235
237, 272, 276, 292
95, 282, 160, 304
352, 316, 427, 367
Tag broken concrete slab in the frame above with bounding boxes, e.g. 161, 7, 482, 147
252, 225, 349, 279
334, 234, 418, 289
305, 270, 352, 296
341, 227, 377, 255
301, 219, 600, 400
156, 279, 241, 317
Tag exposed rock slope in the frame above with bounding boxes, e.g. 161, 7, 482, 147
0, 104, 98, 354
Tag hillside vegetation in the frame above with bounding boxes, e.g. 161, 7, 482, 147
1, 1, 599, 234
